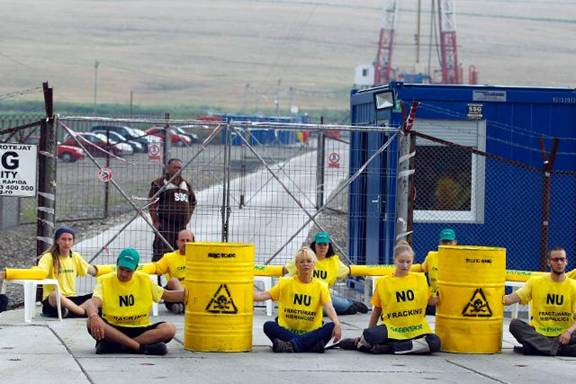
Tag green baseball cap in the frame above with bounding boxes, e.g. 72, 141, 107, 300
439, 228, 456, 242
117, 247, 140, 271
314, 232, 331, 244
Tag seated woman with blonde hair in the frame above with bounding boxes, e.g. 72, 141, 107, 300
255, 247, 341, 353
339, 240, 441, 354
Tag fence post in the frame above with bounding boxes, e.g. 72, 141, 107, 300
163, 112, 171, 164
36, 82, 57, 257
316, 116, 325, 210
538, 137, 559, 271
103, 126, 111, 218
394, 101, 418, 245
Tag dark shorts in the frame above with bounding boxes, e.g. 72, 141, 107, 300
89, 320, 169, 341
42, 293, 93, 317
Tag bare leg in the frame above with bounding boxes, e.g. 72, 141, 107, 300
165, 278, 183, 291
133, 322, 176, 345
49, 292, 85, 316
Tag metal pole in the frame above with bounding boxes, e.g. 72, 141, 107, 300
394, 102, 418, 245
163, 112, 171, 164
93, 60, 99, 115
538, 137, 559, 271
221, 123, 231, 241
103, 127, 110, 218
129, 90, 133, 118
36, 82, 57, 257
316, 116, 326, 210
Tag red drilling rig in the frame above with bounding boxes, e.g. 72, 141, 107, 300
374, 0, 478, 86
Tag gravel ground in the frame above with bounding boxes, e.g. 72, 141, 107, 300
1, 143, 357, 308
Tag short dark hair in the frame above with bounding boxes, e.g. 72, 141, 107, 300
167, 158, 182, 166
548, 246, 566, 258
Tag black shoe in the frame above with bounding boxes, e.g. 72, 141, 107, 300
338, 338, 358, 350
513, 346, 528, 355
95, 340, 119, 354
272, 339, 294, 353
353, 301, 369, 314
168, 303, 185, 314
140, 342, 168, 356
309, 341, 325, 353
0, 294, 8, 313
371, 344, 393, 354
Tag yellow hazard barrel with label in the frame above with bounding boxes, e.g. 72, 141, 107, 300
435, 246, 506, 353
184, 242, 254, 352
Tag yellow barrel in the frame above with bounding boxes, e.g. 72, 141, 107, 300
435, 246, 506, 354
184, 242, 254, 352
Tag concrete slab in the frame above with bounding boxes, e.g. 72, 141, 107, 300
1, 307, 575, 384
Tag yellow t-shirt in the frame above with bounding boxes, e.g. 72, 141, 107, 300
37, 251, 90, 300
93, 271, 164, 327
421, 251, 439, 294
268, 276, 331, 335
566, 269, 576, 280
154, 251, 186, 281
371, 272, 432, 339
286, 255, 349, 288
516, 275, 576, 337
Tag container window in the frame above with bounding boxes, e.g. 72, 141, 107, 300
413, 119, 486, 223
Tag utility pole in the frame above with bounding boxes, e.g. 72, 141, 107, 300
93, 60, 100, 115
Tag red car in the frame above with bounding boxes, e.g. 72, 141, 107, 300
58, 145, 86, 162
145, 127, 192, 146
62, 132, 128, 157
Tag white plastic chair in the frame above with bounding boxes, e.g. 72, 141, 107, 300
254, 276, 273, 316
148, 274, 160, 316
10, 279, 62, 323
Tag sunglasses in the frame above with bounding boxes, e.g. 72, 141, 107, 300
550, 257, 567, 262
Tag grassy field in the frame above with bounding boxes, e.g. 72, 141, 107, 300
1, 0, 575, 113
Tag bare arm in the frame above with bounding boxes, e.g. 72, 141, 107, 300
559, 318, 576, 345
503, 293, 521, 306
323, 301, 342, 342
254, 291, 272, 302
84, 297, 105, 340
162, 288, 186, 303
369, 306, 382, 328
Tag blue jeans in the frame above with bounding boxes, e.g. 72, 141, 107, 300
263, 321, 335, 352
331, 292, 354, 315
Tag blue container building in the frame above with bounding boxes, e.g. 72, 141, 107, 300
350, 82, 576, 271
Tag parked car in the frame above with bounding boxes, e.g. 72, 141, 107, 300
145, 127, 192, 146
93, 133, 134, 155
57, 145, 86, 162
173, 125, 200, 143
22, 136, 86, 162
62, 132, 129, 157
91, 125, 160, 152
91, 129, 145, 153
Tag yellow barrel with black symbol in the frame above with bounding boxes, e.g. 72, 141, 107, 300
184, 242, 254, 352
435, 246, 506, 353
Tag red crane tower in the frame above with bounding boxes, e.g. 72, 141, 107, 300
373, 0, 478, 86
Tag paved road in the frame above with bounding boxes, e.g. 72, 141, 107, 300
0, 308, 572, 384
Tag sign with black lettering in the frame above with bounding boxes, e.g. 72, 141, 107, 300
0, 144, 37, 197
205, 284, 238, 314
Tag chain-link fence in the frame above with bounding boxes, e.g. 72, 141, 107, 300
409, 128, 575, 272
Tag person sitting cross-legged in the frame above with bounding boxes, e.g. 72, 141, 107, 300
255, 247, 342, 353
84, 248, 186, 355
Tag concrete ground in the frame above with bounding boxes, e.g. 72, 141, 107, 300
1, 306, 574, 384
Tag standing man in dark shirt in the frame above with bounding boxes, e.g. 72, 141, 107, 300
149, 158, 197, 261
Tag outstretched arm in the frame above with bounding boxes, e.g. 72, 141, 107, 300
323, 301, 342, 342
503, 293, 521, 306
254, 291, 272, 302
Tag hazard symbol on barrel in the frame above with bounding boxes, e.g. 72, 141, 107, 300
462, 288, 493, 317
205, 284, 238, 314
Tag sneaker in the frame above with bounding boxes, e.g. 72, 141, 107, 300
272, 339, 294, 353
309, 341, 325, 353
95, 340, 119, 354
169, 302, 185, 314
353, 301, 369, 314
337, 338, 358, 350
140, 342, 168, 356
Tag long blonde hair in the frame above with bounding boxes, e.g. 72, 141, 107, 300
294, 247, 317, 270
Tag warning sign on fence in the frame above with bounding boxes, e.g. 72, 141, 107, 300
148, 143, 161, 160
0, 144, 37, 197
96, 167, 113, 183
327, 152, 340, 168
